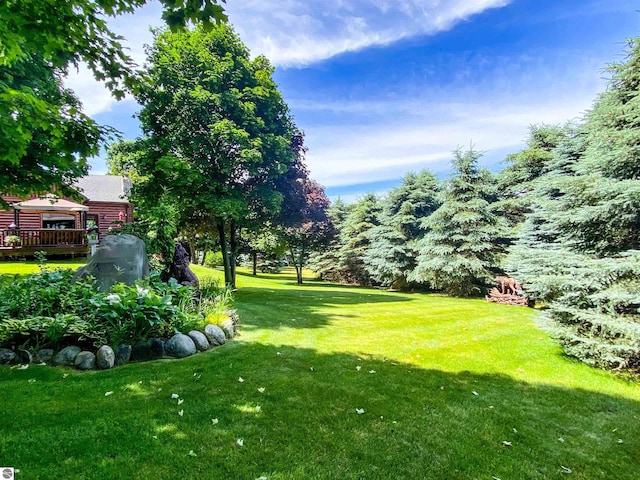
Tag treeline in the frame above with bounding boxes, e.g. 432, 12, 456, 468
311, 37, 640, 371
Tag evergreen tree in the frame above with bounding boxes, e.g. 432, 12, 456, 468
308, 199, 352, 282
493, 124, 566, 230
409, 148, 500, 296
363, 170, 440, 289
338, 194, 381, 286
507, 37, 640, 370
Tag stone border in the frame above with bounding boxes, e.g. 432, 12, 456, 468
0, 310, 240, 370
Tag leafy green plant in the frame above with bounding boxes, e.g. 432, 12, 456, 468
0, 314, 101, 350
5, 235, 20, 246
0, 267, 229, 350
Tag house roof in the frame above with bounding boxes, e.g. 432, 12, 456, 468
74, 175, 131, 203
14, 196, 89, 212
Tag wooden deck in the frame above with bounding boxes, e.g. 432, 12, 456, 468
0, 229, 90, 258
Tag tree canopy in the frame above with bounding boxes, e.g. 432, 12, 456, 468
127, 23, 300, 287
1, 0, 227, 204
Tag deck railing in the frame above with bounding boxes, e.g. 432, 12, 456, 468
1, 229, 87, 247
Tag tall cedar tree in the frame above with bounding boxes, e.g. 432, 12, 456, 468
133, 25, 298, 288
409, 148, 500, 296
507, 37, 640, 370
363, 170, 440, 289
0, 0, 227, 204
493, 124, 567, 233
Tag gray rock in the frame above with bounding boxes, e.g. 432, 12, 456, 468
74, 351, 96, 370
115, 344, 132, 366
96, 345, 115, 369
0, 348, 15, 364
219, 319, 235, 339
15, 349, 33, 364
188, 330, 210, 351
73, 234, 150, 292
132, 339, 165, 362
224, 309, 240, 329
204, 324, 226, 346
165, 333, 196, 358
36, 349, 54, 364
53, 346, 82, 366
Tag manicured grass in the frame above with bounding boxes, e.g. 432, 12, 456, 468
1, 265, 639, 479
0, 258, 87, 285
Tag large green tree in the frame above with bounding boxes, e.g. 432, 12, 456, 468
409, 148, 500, 296
337, 193, 381, 286
507, 37, 640, 370
1, 0, 227, 203
1, 55, 104, 207
132, 24, 298, 288
363, 170, 440, 289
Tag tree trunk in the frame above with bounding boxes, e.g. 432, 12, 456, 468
229, 219, 237, 288
252, 251, 257, 275
217, 218, 232, 287
290, 245, 304, 284
200, 250, 207, 266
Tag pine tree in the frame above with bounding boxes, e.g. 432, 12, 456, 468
409, 148, 500, 296
363, 170, 440, 289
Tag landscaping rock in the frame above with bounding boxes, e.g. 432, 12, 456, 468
15, 349, 33, 364
219, 319, 235, 339
165, 333, 196, 358
53, 346, 82, 366
74, 351, 96, 370
115, 344, 132, 366
96, 345, 115, 369
73, 234, 149, 291
188, 330, 210, 351
204, 324, 226, 346
132, 339, 165, 362
224, 309, 240, 329
0, 348, 15, 364
36, 349, 54, 364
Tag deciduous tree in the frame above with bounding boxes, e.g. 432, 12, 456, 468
132, 24, 298, 288
1, 0, 227, 203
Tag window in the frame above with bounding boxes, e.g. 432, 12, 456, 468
42, 214, 76, 229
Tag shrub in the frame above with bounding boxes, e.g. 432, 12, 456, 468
0, 269, 233, 350
203, 251, 223, 268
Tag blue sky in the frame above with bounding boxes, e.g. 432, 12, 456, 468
68, 0, 639, 202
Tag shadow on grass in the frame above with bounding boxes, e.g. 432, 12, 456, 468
234, 281, 412, 330
1, 342, 638, 480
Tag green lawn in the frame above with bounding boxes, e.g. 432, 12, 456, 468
1, 265, 639, 479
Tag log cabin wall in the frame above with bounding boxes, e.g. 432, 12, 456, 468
84, 201, 132, 234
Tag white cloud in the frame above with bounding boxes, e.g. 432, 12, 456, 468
226, 0, 510, 67
304, 93, 594, 187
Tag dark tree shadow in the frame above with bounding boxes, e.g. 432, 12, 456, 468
1, 343, 638, 479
